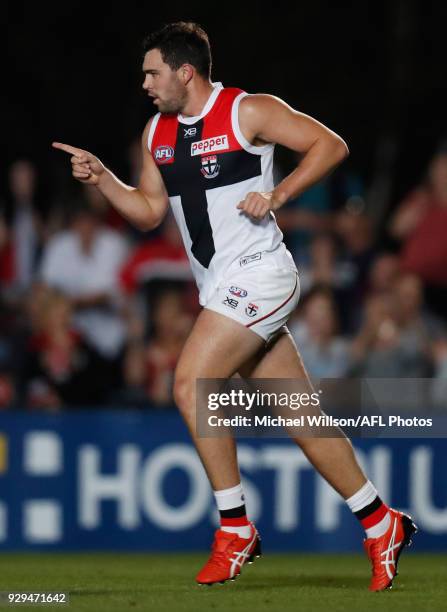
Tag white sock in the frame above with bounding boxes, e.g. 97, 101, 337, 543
346, 480, 391, 539
214, 483, 251, 539
345, 480, 377, 512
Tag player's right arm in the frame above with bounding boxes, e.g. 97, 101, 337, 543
52, 118, 169, 231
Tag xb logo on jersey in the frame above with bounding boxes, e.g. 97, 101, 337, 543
183, 127, 197, 138
154, 145, 174, 164
201, 155, 220, 179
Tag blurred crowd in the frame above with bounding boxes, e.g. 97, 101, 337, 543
1, 147, 447, 410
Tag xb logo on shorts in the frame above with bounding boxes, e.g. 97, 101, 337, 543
223, 296, 239, 309
154, 145, 174, 164
245, 303, 259, 317
201, 155, 220, 179
183, 127, 197, 138
229, 286, 248, 298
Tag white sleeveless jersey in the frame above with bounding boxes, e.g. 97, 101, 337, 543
148, 82, 287, 305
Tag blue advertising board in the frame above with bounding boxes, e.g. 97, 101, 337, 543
0, 411, 446, 551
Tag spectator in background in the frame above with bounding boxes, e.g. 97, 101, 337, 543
430, 339, 447, 409
350, 288, 432, 378
297, 232, 354, 296
23, 289, 108, 409
353, 251, 400, 337
0, 213, 14, 291
335, 209, 376, 282
120, 211, 197, 327
350, 293, 401, 376
117, 309, 149, 407
390, 149, 447, 318
393, 273, 446, 347
275, 180, 333, 264
3, 160, 43, 296
0, 214, 25, 401
296, 231, 361, 333
275, 164, 364, 265
0, 372, 15, 409
123, 288, 193, 407
120, 211, 193, 294
367, 252, 400, 296
289, 286, 350, 378
81, 183, 127, 232
39, 204, 128, 370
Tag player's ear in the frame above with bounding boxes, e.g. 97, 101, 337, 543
180, 64, 194, 85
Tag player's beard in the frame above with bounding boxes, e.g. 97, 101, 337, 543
158, 83, 188, 115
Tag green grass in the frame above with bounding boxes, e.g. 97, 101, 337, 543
0, 552, 445, 611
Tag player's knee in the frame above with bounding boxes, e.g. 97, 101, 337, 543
173, 374, 194, 416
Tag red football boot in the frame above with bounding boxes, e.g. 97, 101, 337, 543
364, 508, 418, 591
196, 522, 261, 585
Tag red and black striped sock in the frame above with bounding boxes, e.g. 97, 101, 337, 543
346, 480, 391, 539
214, 484, 251, 538
220, 505, 250, 531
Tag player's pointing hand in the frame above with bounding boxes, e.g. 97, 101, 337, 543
52, 142, 105, 185
237, 191, 278, 220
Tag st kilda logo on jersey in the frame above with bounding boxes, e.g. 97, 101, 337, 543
154, 145, 174, 164
245, 303, 259, 317
201, 155, 220, 179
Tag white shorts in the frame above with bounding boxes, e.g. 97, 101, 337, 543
205, 247, 300, 342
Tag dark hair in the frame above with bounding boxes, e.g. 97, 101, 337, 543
142, 22, 212, 79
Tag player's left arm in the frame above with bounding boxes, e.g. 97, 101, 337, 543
236, 94, 349, 219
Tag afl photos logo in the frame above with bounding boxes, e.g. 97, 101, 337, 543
201, 155, 220, 179
154, 145, 174, 164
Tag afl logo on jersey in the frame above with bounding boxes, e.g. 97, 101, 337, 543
154, 145, 174, 164
201, 155, 220, 179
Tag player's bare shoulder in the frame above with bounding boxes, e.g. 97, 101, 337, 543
238, 93, 349, 155
239, 93, 288, 115
238, 94, 294, 146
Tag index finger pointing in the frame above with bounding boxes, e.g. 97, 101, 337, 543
52, 142, 84, 157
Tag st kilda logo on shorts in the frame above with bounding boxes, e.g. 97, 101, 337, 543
245, 303, 259, 317
154, 145, 174, 164
229, 286, 248, 298
201, 155, 220, 179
